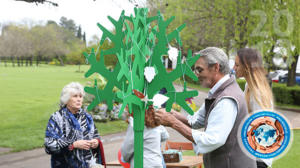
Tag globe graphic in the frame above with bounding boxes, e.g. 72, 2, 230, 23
254, 124, 278, 147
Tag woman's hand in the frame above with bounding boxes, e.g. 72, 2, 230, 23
73, 140, 92, 150
89, 139, 99, 149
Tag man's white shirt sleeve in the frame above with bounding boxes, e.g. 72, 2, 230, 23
187, 103, 206, 129
191, 98, 238, 154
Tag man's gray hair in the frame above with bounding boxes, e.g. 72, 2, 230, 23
60, 82, 85, 107
196, 47, 230, 74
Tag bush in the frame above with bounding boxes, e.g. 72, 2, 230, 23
236, 79, 300, 106
49, 58, 60, 65
272, 83, 300, 106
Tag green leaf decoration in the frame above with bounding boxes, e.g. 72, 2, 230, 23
84, 8, 200, 168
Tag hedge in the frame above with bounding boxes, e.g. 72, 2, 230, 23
272, 83, 300, 106
236, 79, 300, 106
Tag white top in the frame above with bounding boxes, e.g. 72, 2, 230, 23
245, 83, 273, 166
187, 74, 238, 154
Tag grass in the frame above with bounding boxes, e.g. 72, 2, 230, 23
275, 103, 300, 111
0, 64, 127, 152
95, 120, 128, 136
182, 129, 300, 168
272, 129, 300, 168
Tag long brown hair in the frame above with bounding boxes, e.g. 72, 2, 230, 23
237, 48, 274, 112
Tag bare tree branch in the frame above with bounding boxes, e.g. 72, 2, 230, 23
15, 0, 58, 6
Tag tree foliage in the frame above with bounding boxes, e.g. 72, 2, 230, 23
15, 0, 58, 6
148, 0, 257, 53
0, 18, 85, 66
246, 0, 299, 86
148, 0, 299, 86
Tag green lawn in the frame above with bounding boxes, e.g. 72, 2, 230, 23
0, 64, 127, 152
272, 129, 300, 168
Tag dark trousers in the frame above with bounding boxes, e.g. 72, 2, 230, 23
257, 161, 268, 168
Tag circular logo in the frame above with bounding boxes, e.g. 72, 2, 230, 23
240, 111, 291, 159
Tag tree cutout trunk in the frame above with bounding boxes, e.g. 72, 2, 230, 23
84, 8, 200, 167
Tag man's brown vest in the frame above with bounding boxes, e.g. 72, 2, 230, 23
203, 76, 256, 168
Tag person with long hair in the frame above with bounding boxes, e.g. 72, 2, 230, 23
234, 48, 274, 168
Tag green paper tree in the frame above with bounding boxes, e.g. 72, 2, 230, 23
84, 8, 200, 168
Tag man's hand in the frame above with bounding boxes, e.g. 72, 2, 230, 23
155, 108, 195, 143
154, 108, 176, 127
73, 140, 92, 150
89, 139, 99, 149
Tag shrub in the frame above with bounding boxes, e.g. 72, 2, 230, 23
49, 58, 60, 65
272, 83, 300, 106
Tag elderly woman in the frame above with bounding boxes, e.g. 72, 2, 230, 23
44, 82, 105, 168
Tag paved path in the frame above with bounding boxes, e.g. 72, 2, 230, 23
0, 85, 299, 168
0, 128, 187, 168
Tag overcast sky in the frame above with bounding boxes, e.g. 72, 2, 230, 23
0, 0, 146, 42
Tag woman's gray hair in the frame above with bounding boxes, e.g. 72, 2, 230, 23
60, 82, 85, 107
195, 47, 230, 74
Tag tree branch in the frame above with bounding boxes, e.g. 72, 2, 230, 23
15, 0, 58, 6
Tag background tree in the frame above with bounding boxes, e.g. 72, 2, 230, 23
0, 21, 84, 66
147, 0, 257, 54
59, 16, 77, 35
77, 25, 82, 39
83, 32, 87, 46
0, 25, 33, 67
284, 0, 299, 86
148, 0, 299, 87
246, 0, 299, 86
15, 0, 58, 6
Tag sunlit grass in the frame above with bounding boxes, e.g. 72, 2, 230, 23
0, 64, 127, 152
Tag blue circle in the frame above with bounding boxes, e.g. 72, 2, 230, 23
241, 111, 291, 159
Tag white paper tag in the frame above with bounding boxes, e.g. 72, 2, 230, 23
144, 66, 156, 83
153, 94, 169, 108
168, 45, 178, 62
